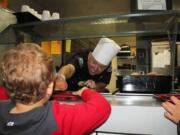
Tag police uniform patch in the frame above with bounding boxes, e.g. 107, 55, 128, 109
77, 57, 84, 69
107, 66, 112, 72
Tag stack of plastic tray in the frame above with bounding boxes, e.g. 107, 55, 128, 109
52, 91, 80, 101
154, 94, 180, 102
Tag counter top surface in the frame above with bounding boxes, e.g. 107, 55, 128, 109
60, 93, 162, 107
97, 93, 177, 135
102, 93, 162, 107
59, 93, 176, 135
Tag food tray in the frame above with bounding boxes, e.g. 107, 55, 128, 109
154, 94, 180, 102
52, 91, 80, 101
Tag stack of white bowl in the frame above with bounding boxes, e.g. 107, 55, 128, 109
21, 5, 60, 21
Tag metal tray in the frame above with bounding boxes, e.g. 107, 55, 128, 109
154, 94, 180, 101
52, 91, 80, 101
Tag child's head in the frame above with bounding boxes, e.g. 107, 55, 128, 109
0, 43, 54, 104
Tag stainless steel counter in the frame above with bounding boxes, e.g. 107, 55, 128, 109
102, 93, 162, 107
96, 93, 177, 135
60, 93, 177, 135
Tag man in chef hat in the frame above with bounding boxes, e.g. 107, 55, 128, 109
55, 38, 120, 92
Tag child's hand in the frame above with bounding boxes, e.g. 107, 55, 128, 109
72, 87, 88, 97
162, 96, 180, 124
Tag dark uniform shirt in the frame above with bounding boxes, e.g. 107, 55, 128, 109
66, 51, 112, 91
178, 121, 180, 135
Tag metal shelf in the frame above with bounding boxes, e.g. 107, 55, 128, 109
3, 10, 180, 41
117, 56, 136, 59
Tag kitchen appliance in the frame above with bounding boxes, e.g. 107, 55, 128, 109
117, 45, 131, 56
116, 75, 172, 93
175, 67, 180, 89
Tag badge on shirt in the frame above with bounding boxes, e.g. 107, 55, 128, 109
107, 66, 112, 72
78, 57, 84, 69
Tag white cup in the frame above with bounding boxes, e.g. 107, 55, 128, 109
29, 8, 35, 16
51, 12, 60, 20
34, 11, 38, 17
21, 5, 30, 12
37, 14, 42, 20
42, 10, 51, 21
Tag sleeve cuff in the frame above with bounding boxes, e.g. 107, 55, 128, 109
81, 88, 97, 101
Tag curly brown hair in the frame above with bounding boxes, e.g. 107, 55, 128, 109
0, 43, 54, 104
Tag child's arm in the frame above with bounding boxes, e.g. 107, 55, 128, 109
0, 87, 9, 100
52, 87, 111, 135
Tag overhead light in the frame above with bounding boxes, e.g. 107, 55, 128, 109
91, 18, 128, 25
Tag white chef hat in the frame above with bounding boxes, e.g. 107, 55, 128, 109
92, 38, 121, 65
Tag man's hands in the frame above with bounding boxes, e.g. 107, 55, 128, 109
57, 74, 66, 81
54, 64, 75, 91
54, 74, 68, 91
84, 80, 96, 89
162, 96, 180, 124
78, 80, 107, 92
